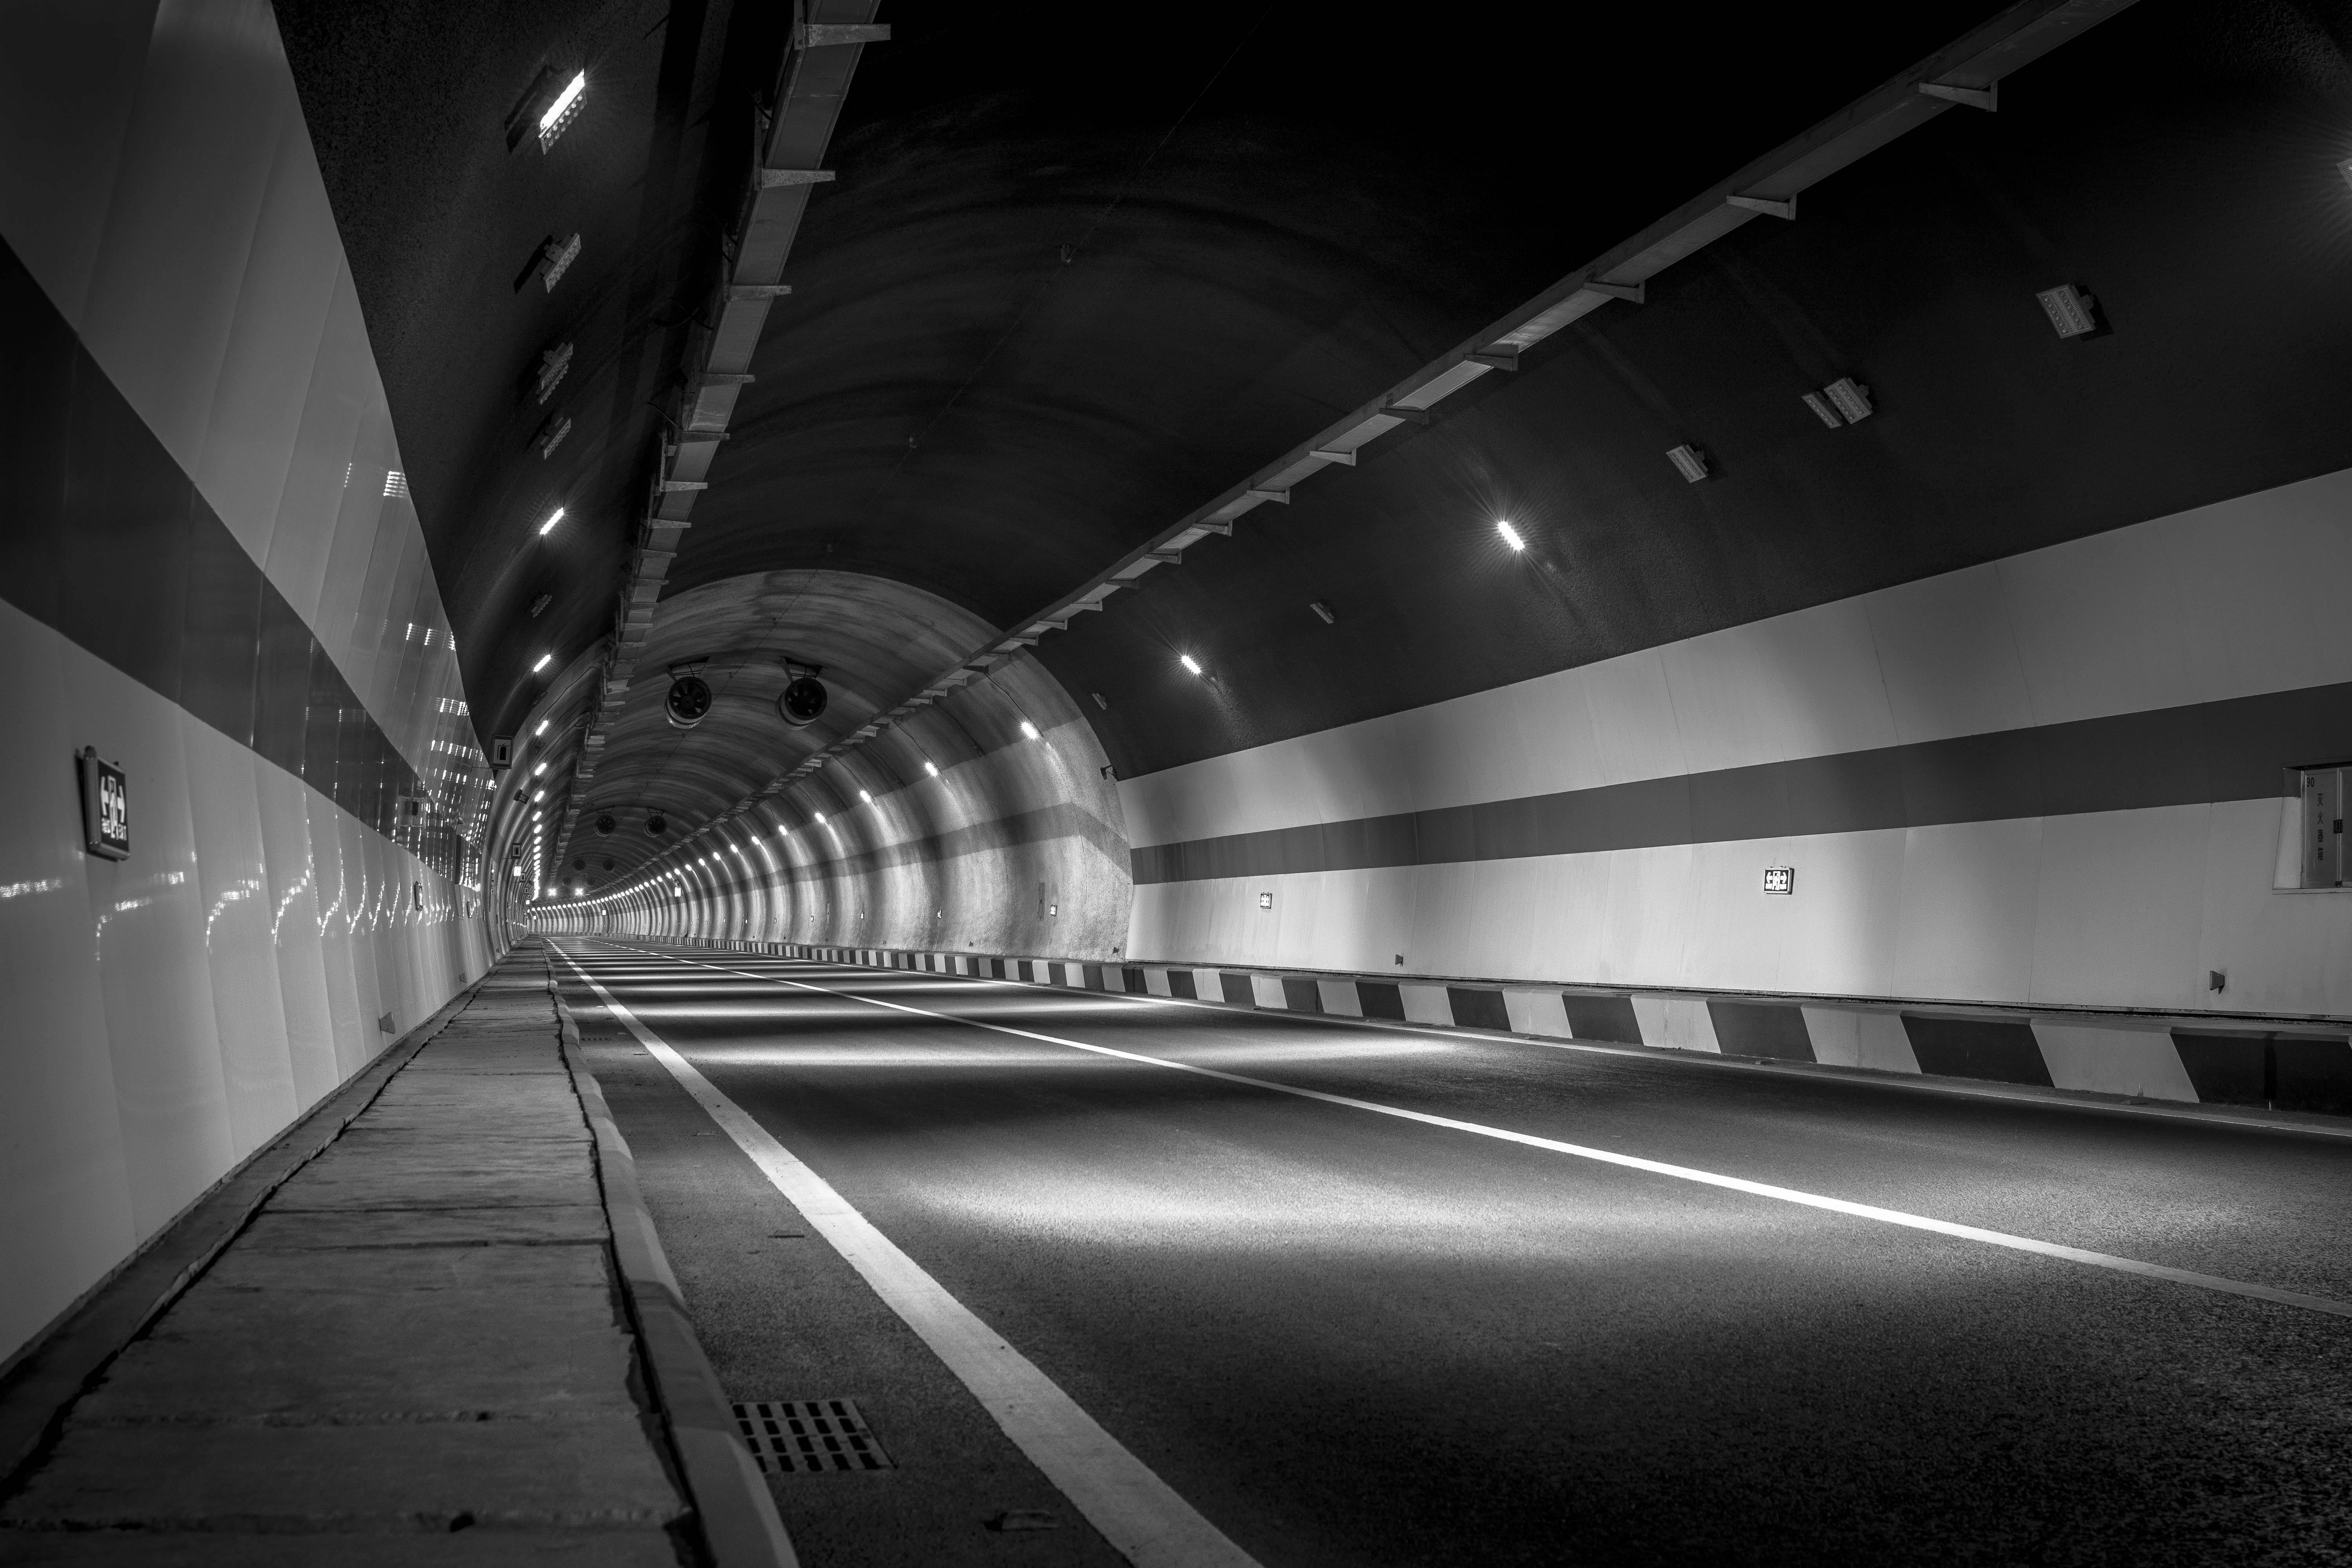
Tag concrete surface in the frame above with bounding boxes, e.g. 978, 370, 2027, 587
0, 960, 688, 1563
556, 939, 2352, 1568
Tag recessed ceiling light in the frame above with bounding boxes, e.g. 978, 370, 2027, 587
538, 506, 566, 536
532, 790, 544, 801
532, 762, 546, 775
859, 790, 872, 803
532, 653, 553, 672
1020, 720, 1040, 739
813, 811, 826, 824
1179, 655, 1202, 675
1496, 521, 1526, 552
923, 761, 938, 777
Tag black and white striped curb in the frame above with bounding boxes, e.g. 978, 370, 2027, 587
646, 940, 2352, 1120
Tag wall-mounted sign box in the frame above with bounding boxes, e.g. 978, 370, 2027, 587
2299, 766, 2347, 887
1259, 891, 1274, 909
490, 736, 514, 768
1762, 866, 1795, 895
78, 748, 129, 860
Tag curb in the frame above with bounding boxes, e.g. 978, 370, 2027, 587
0, 964, 496, 1496
548, 975, 797, 1568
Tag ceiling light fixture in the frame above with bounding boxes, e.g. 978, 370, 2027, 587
858, 790, 871, 803
813, 812, 826, 825
923, 761, 938, 777
532, 653, 553, 673
532, 762, 546, 776
1179, 655, 1202, 675
1020, 720, 1040, 739
538, 506, 566, 536
537, 72, 586, 151
534, 719, 549, 736
1496, 521, 1526, 552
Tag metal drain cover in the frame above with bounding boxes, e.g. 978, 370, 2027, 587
733, 1399, 893, 1472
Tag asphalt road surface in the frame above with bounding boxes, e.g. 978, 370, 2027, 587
548, 940, 2352, 1568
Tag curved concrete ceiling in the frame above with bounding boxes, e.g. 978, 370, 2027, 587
569, 568, 995, 880
276, 0, 2352, 903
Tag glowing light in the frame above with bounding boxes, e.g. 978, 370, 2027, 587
539, 71, 586, 133
1496, 520, 1525, 552
532, 653, 553, 672
535, 719, 550, 736
538, 506, 566, 536
533, 762, 547, 776
1020, 720, 1040, 739
923, 761, 938, 777
1179, 655, 1202, 675
813, 812, 826, 825
858, 790, 872, 804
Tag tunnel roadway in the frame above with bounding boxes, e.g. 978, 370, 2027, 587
546, 941, 2352, 1567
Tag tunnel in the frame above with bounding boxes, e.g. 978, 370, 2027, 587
4, 0, 2352, 1561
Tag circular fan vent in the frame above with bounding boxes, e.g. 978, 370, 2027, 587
778, 675, 829, 728
647, 813, 667, 835
596, 813, 615, 835
666, 675, 713, 729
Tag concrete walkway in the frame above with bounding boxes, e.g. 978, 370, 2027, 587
0, 957, 690, 1564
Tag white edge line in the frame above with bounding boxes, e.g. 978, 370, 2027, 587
613, 942, 2352, 1323
550, 944, 1264, 1568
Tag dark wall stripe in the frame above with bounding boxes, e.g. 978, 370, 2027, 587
1708, 1000, 1815, 1062
1131, 682, 2352, 885
1901, 1015, 2051, 1087
0, 234, 435, 858
1562, 993, 1644, 1044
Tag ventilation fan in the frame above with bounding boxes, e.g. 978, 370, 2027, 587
595, 813, 614, 834
647, 813, 667, 835
777, 659, 828, 728
666, 674, 713, 728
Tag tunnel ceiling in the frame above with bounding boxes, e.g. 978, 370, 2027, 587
278, 0, 2352, 864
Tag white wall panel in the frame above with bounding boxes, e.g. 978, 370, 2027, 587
182, 716, 296, 1156
262, 261, 365, 634
2027, 805, 2209, 1009
1999, 522, 2195, 728
1889, 820, 2043, 1004
1864, 564, 2035, 746
190, 103, 339, 572
70, 644, 236, 1236
1594, 844, 1695, 986
76, 0, 288, 502
0, 604, 137, 1361
2192, 797, 2352, 1017
1770, 829, 1906, 998
255, 762, 339, 1108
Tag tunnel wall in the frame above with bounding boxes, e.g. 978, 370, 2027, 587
1119, 466, 2352, 1024
0, 1, 493, 1363
541, 655, 1132, 959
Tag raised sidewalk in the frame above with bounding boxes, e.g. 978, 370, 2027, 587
0, 950, 740, 1564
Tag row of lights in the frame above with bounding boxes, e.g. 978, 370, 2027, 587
543, 707, 1061, 910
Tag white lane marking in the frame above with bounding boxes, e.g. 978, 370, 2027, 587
551, 946, 1261, 1568
612, 942, 2352, 1323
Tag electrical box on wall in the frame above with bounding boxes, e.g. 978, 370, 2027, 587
2300, 766, 2346, 887
1762, 866, 1795, 895
77, 748, 129, 861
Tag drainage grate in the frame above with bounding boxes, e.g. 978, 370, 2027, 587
732, 1399, 894, 1472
